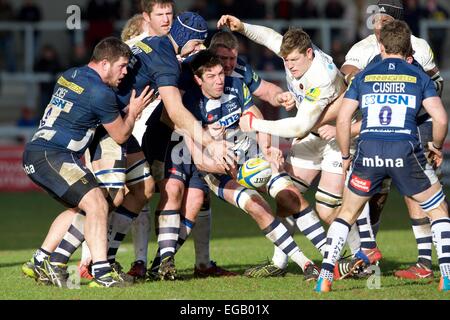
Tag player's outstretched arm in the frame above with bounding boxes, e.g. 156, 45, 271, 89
159, 85, 236, 167
217, 15, 283, 55
240, 97, 323, 139
103, 87, 154, 144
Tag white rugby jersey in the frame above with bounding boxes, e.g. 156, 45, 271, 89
286, 46, 345, 112
343, 34, 436, 72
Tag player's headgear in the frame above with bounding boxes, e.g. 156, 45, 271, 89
170, 12, 208, 51
377, 0, 404, 20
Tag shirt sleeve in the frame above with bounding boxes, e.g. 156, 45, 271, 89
242, 60, 262, 93
413, 38, 436, 72
422, 73, 438, 99
241, 82, 254, 110
90, 87, 120, 125
148, 38, 180, 88
342, 44, 367, 70
344, 74, 360, 101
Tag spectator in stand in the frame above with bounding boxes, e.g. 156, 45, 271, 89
423, 0, 448, 67
17, 0, 42, 57
189, 0, 218, 20
69, 43, 90, 68
243, 0, 266, 19
217, 0, 239, 17
34, 45, 63, 118
404, 0, 423, 36
296, 0, 320, 39
274, 0, 295, 20
85, 0, 120, 51
16, 106, 38, 128
324, 0, 346, 41
0, 0, 16, 72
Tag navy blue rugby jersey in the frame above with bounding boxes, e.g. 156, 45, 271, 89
183, 76, 253, 128
116, 36, 180, 109
27, 66, 120, 155
345, 58, 438, 142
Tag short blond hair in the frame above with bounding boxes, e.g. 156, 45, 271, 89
121, 14, 146, 42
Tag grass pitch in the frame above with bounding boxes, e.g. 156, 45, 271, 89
0, 189, 448, 300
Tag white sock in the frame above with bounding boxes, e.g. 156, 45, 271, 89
347, 224, 361, 256
107, 206, 137, 263
356, 202, 377, 249
131, 204, 151, 265
431, 218, 450, 278
263, 218, 311, 271
321, 218, 352, 281
80, 241, 91, 266
271, 216, 294, 269
294, 207, 327, 256
193, 208, 211, 268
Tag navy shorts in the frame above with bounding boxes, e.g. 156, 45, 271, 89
23, 148, 98, 208
348, 139, 438, 197
164, 139, 208, 193
126, 135, 142, 155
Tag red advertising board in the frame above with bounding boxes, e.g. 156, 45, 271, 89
0, 145, 40, 192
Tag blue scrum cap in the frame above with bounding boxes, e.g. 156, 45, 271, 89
170, 12, 208, 49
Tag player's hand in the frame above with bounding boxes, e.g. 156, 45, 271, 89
318, 124, 337, 141
207, 123, 226, 139
428, 142, 444, 168
206, 139, 237, 172
276, 92, 295, 111
264, 146, 284, 173
129, 86, 155, 118
239, 111, 256, 132
217, 15, 244, 32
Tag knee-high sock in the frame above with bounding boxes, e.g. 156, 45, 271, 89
347, 224, 361, 256
131, 204, 151, 265
50, 212, 85, 265
155, 210, 180, 260
263, 218, 312, 271
193, 208, 211, 268
271, 216, 295, 269
411, 217, 433, 268
176, 216, 195, 252
431, 218, 450, 278
320, 218, 352, 282
294, 207, 327, 256
356, 203, 377, 250
107, 206, 137, 264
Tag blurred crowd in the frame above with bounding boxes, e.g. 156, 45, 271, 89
0, 0, 449, 124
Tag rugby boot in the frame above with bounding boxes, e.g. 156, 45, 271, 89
127, 260, 147, 280
394, 262, 434, 280
439, 277, 450, 292
43, 259, 69, 288
194, 261, 238, 278
88, 272, 124, 288
244, 260, 287, 278
158, 255, 180, 280
110, 261, 135, 284
315, 277, 332, 293
22, 257, 51, 284
303, 262, 320, 282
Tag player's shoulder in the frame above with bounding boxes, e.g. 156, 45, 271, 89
306, 48, 339, 87
411, 34, 432, 54
133, 35, 174, 56
350, 34, 378, 52
58, 66, 104, 95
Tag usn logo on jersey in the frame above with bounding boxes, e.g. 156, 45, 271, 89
362, 93, 416, 133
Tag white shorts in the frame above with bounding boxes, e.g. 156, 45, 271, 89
287, 133, 346, 175
132, 101, 159, 146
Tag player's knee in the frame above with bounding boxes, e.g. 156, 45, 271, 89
109, 189, 125, 208
163, 180, 184, 205
244, 194, 272, 219
275, 187, 302, 217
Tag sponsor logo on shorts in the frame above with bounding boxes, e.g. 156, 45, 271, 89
23, 164, 35, 175
362, 156, 404, 168
350, 174, 371, 193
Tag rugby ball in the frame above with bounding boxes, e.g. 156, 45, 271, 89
237, 158, 272, 189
